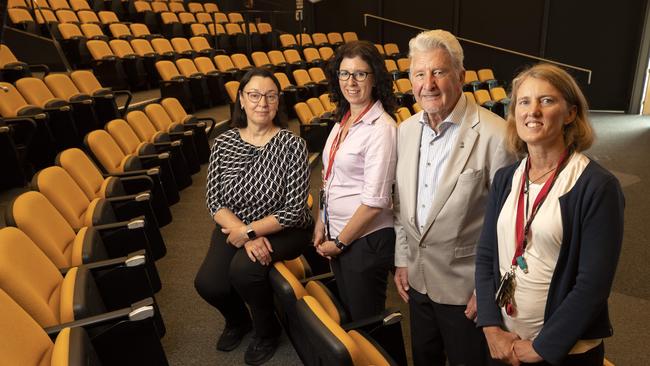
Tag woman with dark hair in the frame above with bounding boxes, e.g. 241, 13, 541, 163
195, 68, 313, 365
313, 40, 398, 321
475, 63, 624, 365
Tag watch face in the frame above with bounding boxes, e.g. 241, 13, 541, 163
247, 229, 256, 239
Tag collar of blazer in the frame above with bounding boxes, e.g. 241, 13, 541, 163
407, 98, 482, 239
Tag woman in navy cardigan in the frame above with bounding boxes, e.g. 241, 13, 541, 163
475, 63, 624, 366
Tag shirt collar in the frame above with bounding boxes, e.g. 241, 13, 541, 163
354, 100, 384, 125
418, 93, 467, 128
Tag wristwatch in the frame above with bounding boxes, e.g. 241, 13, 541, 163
246, 224, 257, 240
334, 236, 348, 253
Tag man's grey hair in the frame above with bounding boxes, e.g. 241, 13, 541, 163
408, 29, 464, 70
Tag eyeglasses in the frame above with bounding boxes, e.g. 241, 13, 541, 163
243, 90, 280, 104
337, 70, 373, 82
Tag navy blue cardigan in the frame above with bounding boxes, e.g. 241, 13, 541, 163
475, 158, 624, 365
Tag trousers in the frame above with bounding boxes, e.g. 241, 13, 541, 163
330, 227, 395, 321
409, 288, 491, 366
194, 224, 311, 338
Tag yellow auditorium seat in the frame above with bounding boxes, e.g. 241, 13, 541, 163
0, 287, 103, 366
85, 129, 180, 205
0, 227, 168, 365
56, 147, 172, 225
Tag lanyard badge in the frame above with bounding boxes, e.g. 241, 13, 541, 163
498, 149, 570, 316
320, 102, 374, 241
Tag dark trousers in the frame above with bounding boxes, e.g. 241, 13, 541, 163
330, 227, 395, 321
409, 288, 491, 366
194, 225, 311, 339
517, 342, 604, 366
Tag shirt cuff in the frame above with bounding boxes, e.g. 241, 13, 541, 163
361, 195, 391, 209
208, 205, 225, 218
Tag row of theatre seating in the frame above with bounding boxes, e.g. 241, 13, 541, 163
0, 91, 217, 363
0, 70, 132, 174
0, 44, 508, 189
0, 64, 212, 189
263, 254, 407, 365
0, 67, 136, 156
0, 151, 171, 364
156, 56, 330, 109
7, 4, 279, 53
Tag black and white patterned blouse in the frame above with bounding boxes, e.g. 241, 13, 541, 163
206, 128, 313, 229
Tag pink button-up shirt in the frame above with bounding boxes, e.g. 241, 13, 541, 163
322, 100, 397, 239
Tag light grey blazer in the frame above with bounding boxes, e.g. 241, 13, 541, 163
394, 97, 514, 305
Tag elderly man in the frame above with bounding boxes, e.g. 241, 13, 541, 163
393, 29, 514, 365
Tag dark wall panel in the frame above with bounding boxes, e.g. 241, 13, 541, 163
311, 0, 381, 40
458, 0, 545, 56
545, 0, 647, 110
253, 0, 306, 34
457, 0, 547, 93
380, 0, 454, 51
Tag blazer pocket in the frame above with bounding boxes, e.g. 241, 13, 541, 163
457, 169, 483, 183
454, 244, 477, 258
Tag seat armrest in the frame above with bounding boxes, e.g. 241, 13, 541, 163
44, 297, 155, 336
153, 141, 181, 148
93, 216, 146, 232
105, 193, 147, 202
341, 308, 402, 332
59, 250, 147, 274
102, 168, 160, 178
168, 130, 193, 138
113, 90, 133, 115
299, 271, 334, 285
28, 63, 51, 75
139, 152, 170, 160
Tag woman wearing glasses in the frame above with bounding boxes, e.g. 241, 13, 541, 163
313, 40, 398, 321
195, 68, 313, 365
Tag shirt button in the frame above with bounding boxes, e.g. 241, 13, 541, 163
426, 162, 431, 166
421, 204, 425, 208
424, 184, 429, 187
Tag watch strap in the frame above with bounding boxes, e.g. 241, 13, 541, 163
246, 224, 256, 239
334, 236, 348, 252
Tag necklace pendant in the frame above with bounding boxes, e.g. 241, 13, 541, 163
516, 256, 529, 274
506, 302, 516, 316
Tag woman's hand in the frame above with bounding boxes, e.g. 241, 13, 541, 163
315, 240, 341, 259
313, 219, 326, 247
513, 340, 543, 363
222, 225, 248, 248
483, 326, 521, 365
244, 237, 274, 266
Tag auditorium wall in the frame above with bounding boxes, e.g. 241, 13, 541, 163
250, 0, 649, 111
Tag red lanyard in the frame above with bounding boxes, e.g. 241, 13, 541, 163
513, 150, 570, 267
323, 102, 374, 181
